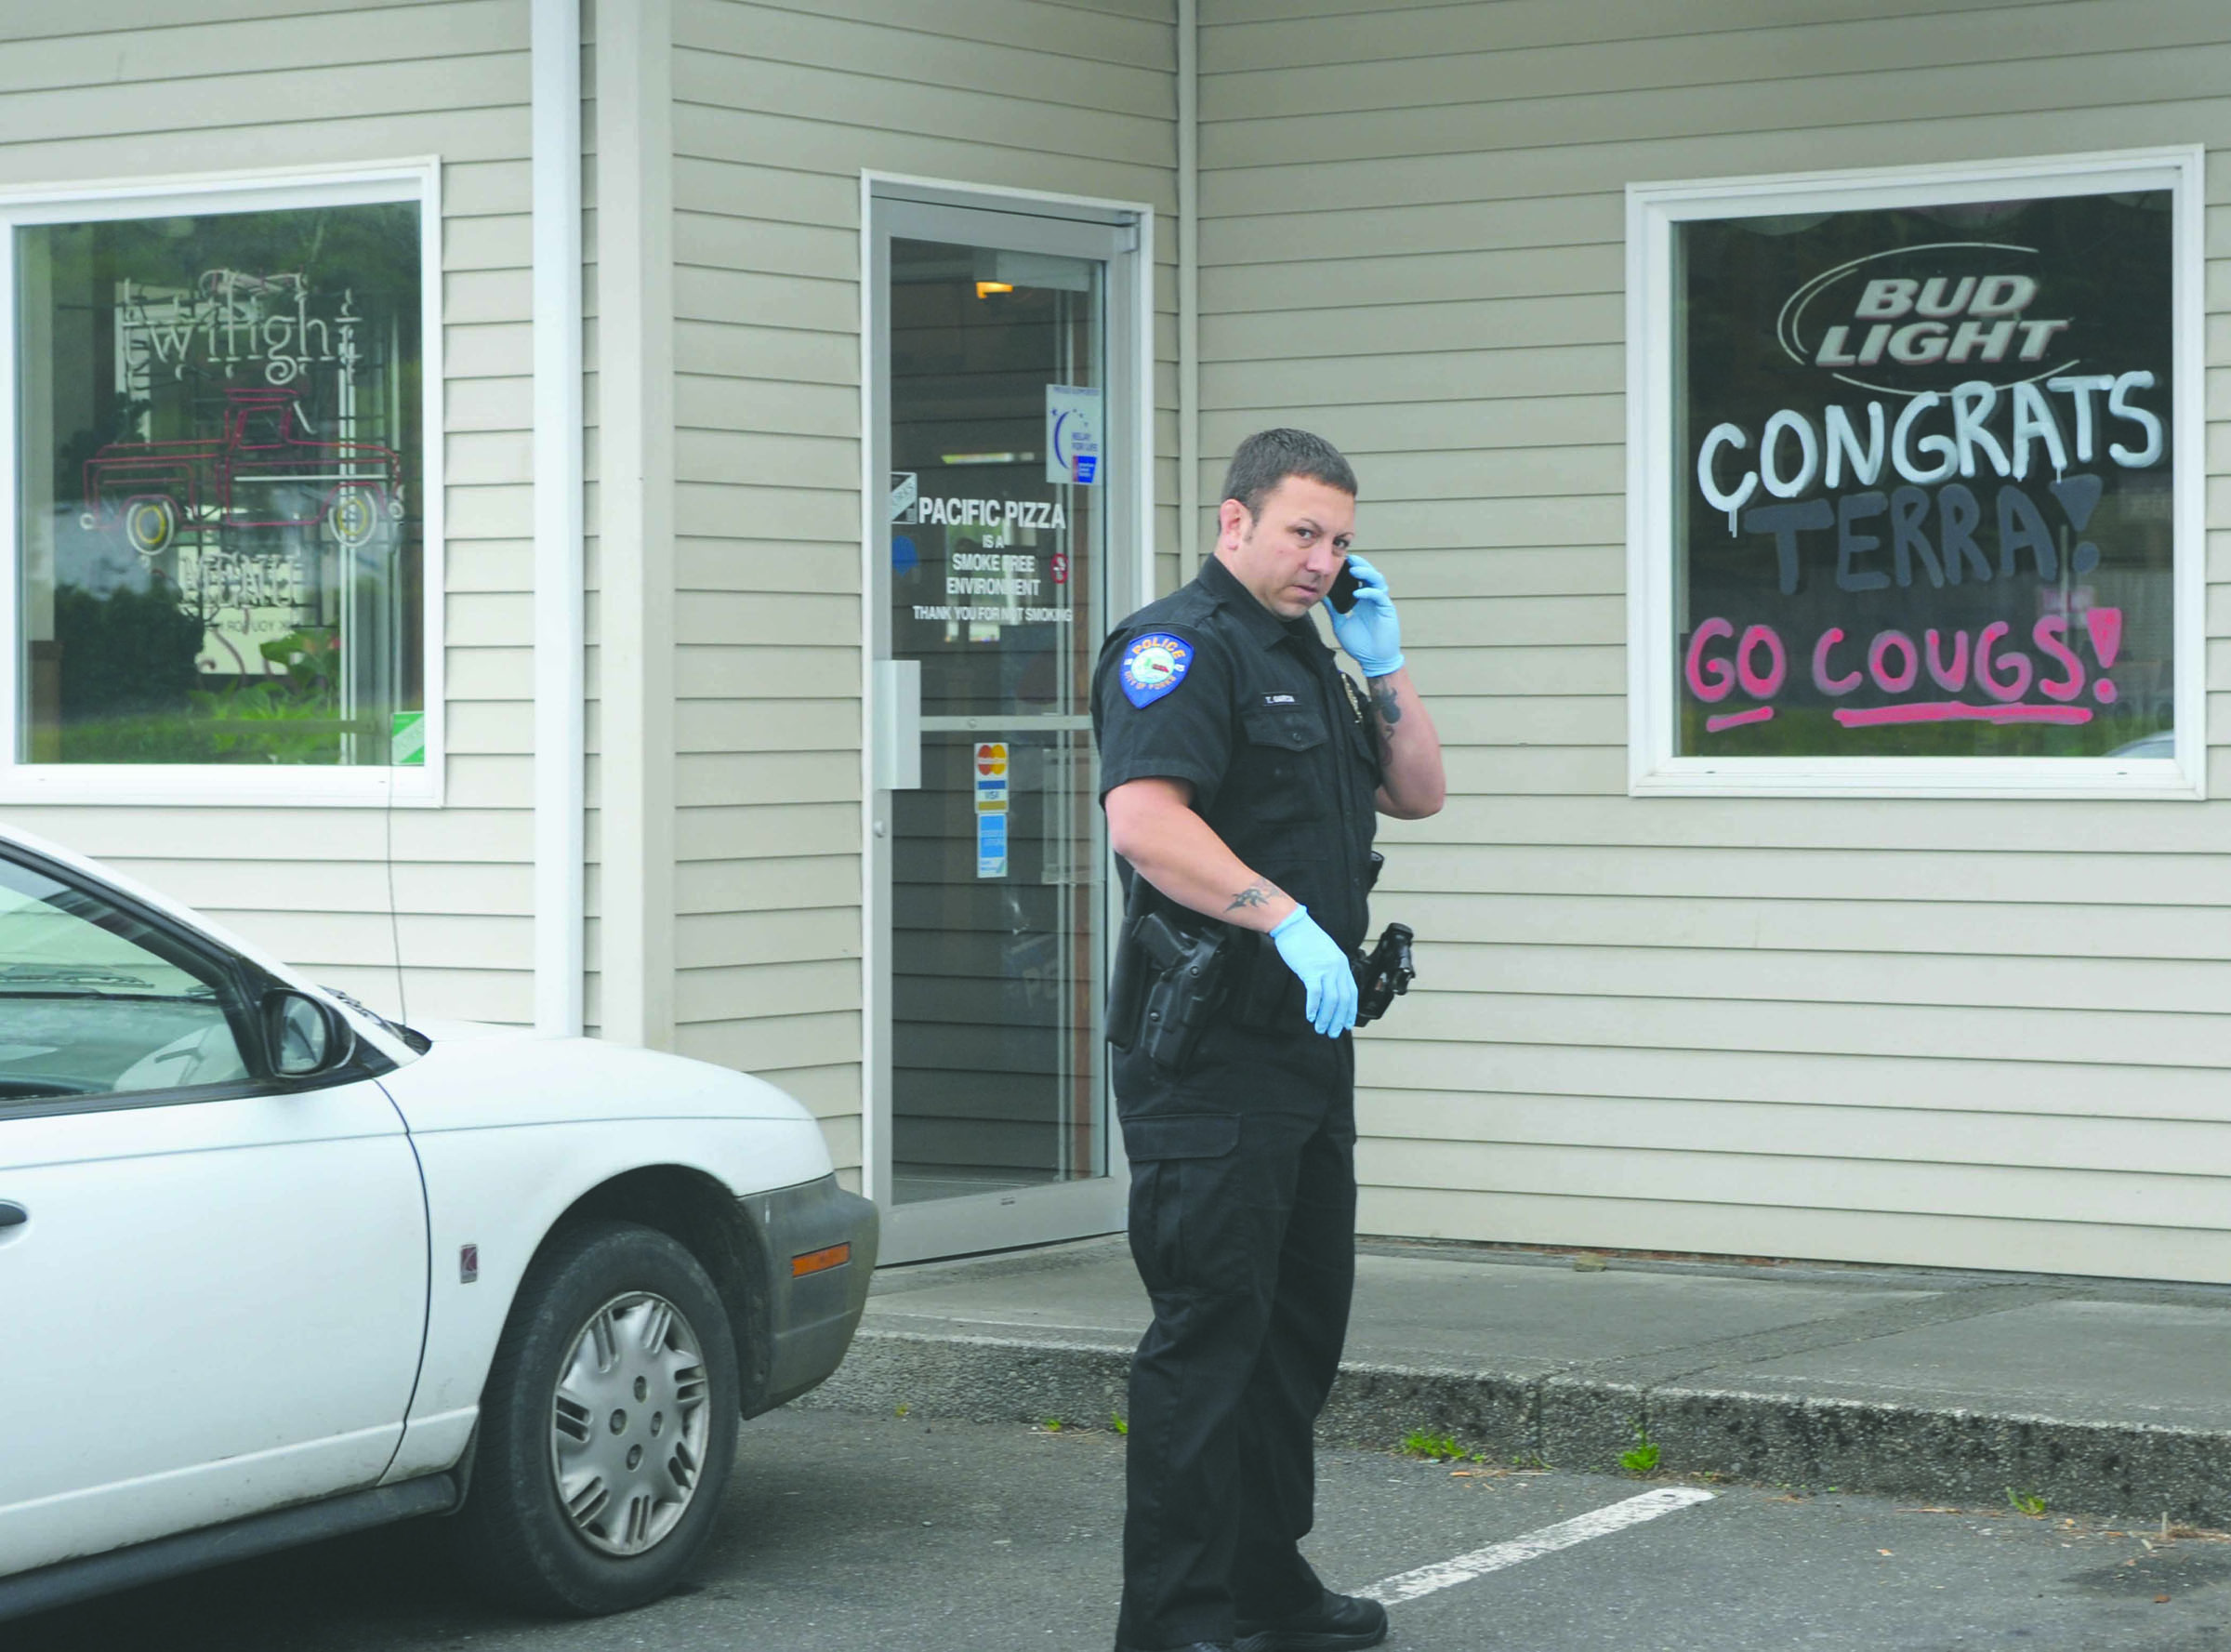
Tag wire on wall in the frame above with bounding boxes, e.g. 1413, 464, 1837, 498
384, 762, 407, 1024
1177, 0, 1200, 586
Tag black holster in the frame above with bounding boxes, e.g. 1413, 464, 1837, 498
1107, 885, 1234, 1071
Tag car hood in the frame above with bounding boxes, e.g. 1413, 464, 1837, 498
380, 1021, 821, 1133
408, 1017, 520, 1043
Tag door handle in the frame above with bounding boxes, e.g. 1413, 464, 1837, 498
871, 659, 923, 791
0, 1201, 25, 1231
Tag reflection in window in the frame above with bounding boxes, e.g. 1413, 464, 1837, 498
883, 232, 1108, 1201
15, 201, 424, 766
0, 856, 246, 1098
889, 237, 1102, 719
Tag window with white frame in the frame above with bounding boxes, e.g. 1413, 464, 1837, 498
5, 168, 440, 799
1628, 150, 2202, 796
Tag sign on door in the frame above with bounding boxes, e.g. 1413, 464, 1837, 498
974, 742, 1010, 879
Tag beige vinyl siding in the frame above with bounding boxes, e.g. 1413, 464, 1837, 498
1200, 0, 2231, 1283
0, 0, 539, 1026
667, 0, 1179, 1178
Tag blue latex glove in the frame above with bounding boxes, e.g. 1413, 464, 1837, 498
1270, 905, 1359, 1037
1327, 553, 1405, 679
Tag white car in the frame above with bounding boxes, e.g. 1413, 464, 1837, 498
0, 823, 876, 1621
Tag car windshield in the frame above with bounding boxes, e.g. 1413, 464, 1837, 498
0, 854, 248, 1097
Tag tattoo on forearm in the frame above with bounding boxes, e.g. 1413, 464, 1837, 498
1226, 879, 1286, 915
1368, 681, 1403, 759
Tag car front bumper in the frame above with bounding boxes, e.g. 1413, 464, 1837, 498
736, 1174, 878, 1415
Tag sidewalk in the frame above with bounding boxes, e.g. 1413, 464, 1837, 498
796, 1236, 2231, 1526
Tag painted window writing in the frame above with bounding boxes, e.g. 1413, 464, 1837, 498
1675, 190, 2175, 759
15, 201, 424, 766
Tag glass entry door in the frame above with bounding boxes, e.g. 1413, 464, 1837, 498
867, 192, 1139, 1262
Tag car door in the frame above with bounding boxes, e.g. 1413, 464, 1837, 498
0, 845, 428, 1579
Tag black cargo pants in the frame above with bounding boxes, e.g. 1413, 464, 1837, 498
1113, 1016, 1357, 1650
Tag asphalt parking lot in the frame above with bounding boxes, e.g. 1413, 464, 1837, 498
15, 1408, 2231, 1651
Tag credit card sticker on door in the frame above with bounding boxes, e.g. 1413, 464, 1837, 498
975, 742, 1010, 879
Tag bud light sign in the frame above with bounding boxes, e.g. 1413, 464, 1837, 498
1674, 186, 2178, 759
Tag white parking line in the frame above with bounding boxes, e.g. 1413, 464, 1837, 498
1359, 1486, 1718, 1606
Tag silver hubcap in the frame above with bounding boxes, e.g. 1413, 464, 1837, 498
548, 1290, 711, 1556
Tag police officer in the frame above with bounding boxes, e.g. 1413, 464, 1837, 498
1091, 430, 1446, 1652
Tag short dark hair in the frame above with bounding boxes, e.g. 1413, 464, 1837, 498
1220, 429, 1357, 520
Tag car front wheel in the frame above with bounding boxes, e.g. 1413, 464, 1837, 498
453, 1220, 741, 1615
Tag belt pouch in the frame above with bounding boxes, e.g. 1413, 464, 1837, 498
1106, 909, 1149, 1051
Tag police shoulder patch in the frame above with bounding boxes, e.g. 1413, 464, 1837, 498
1120, 632, 1195, 708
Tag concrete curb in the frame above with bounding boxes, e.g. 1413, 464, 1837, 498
796, 1328, 2231, 1527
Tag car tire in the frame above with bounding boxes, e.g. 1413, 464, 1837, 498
451, 1220, 741, 1617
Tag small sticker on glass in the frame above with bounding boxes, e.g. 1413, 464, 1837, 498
390, 710, 426, 766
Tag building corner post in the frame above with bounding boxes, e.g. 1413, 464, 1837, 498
533, 0, 587, 1037
594, 0, 679, 1048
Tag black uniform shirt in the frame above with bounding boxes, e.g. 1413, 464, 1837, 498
1091, 554, 1382, 955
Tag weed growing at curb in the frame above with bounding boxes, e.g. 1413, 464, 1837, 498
1618, 1420, 1661, 1475
2006, 1488, 2049, 1518
1400, 1430, 1471, 1461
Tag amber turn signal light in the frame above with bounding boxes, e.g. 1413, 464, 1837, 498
792, 1242, 851, 1278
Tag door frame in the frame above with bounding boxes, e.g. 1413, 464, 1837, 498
857, 173, 1155, 1265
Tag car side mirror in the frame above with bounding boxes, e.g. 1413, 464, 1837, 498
265, 990, 352, 1078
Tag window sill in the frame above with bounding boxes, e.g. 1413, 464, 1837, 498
1629, 754, 2202, 800
0, 764, 442, 808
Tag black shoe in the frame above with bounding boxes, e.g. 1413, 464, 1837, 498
1234, 1591, 1389, 1652
1114, 1643, 1234, 1652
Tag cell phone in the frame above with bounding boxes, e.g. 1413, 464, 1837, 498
1328, 561, 1360, 614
